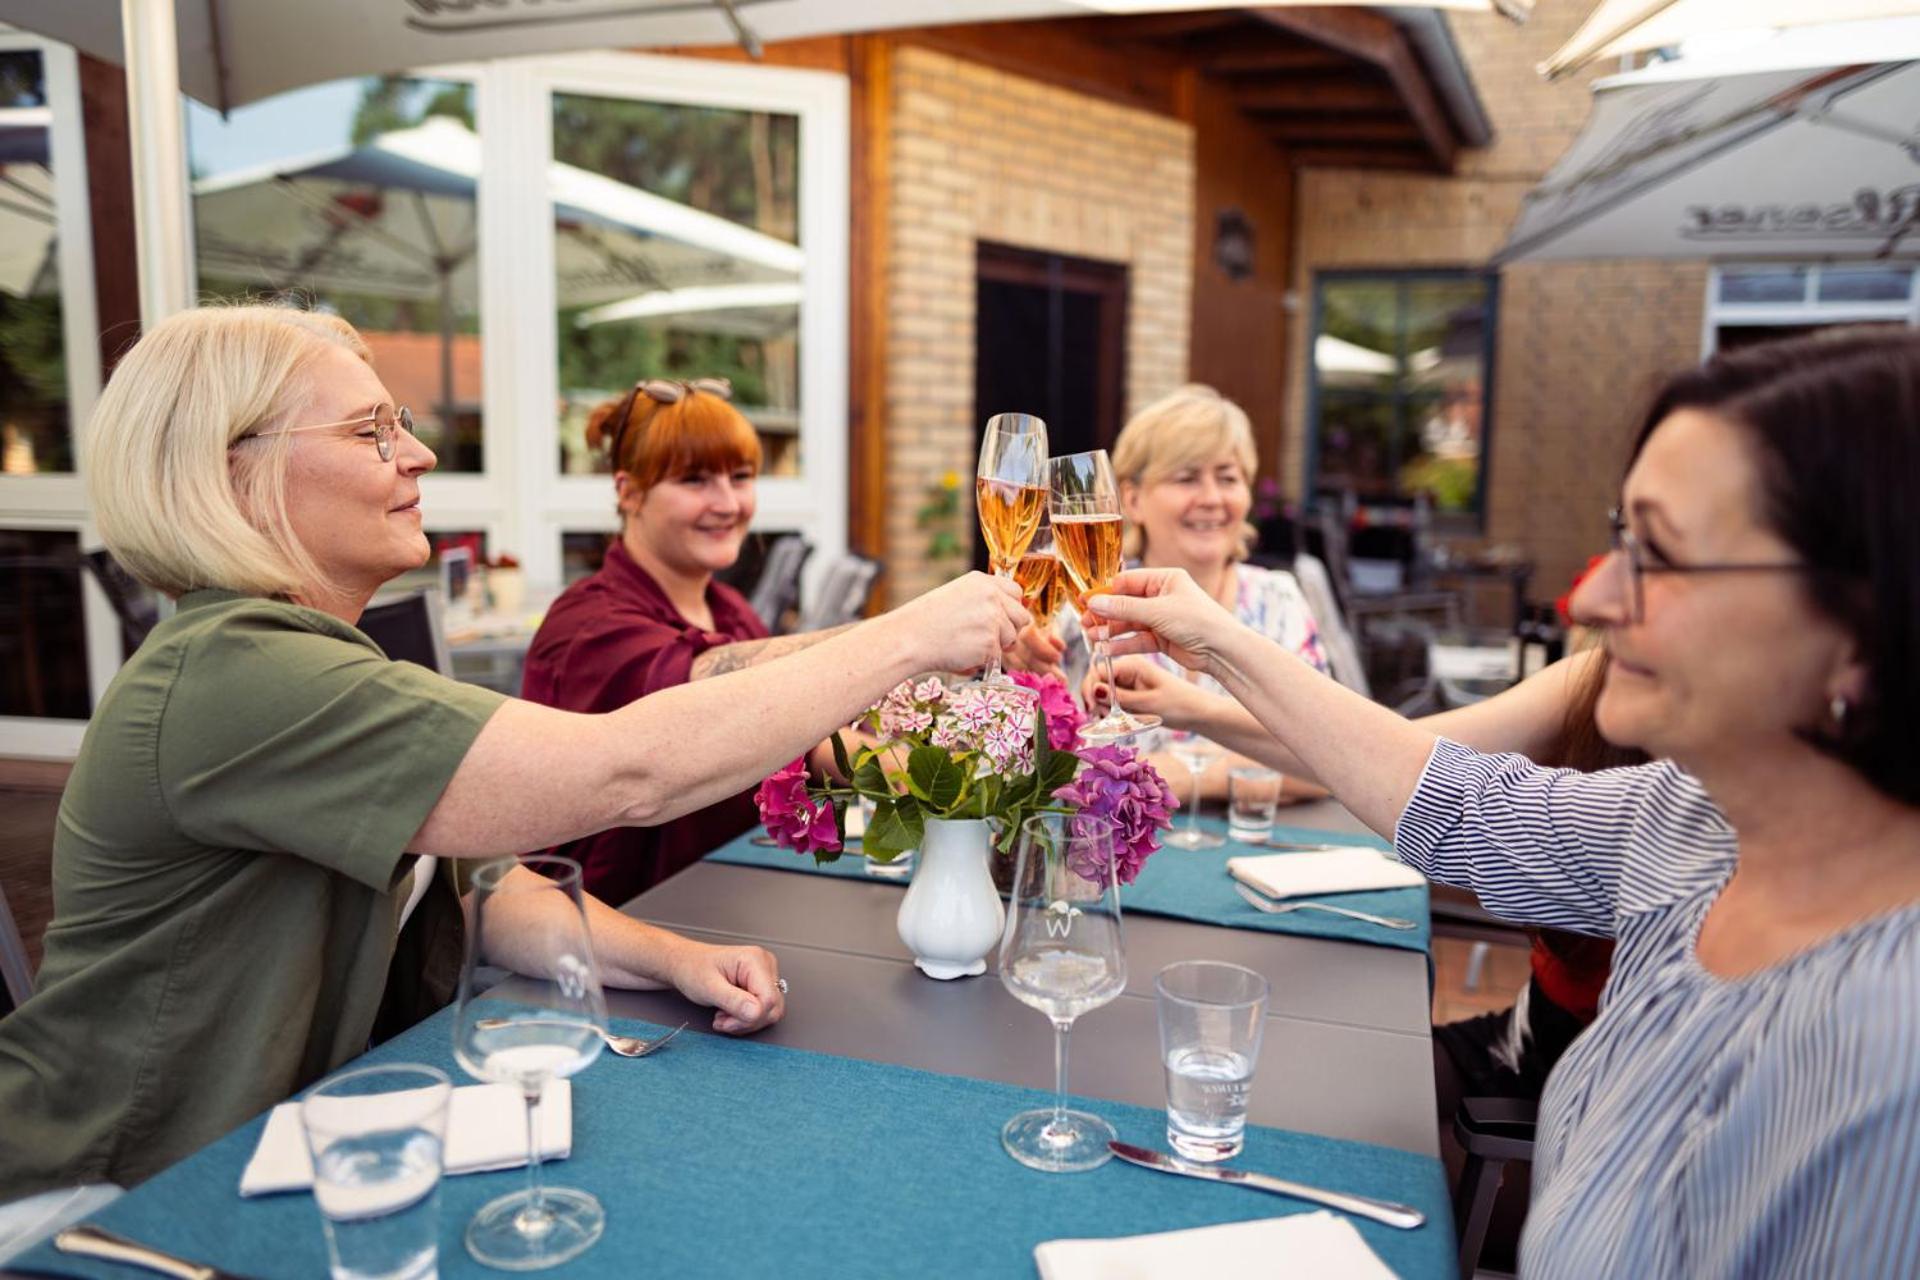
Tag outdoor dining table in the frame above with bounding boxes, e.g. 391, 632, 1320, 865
9, 800, 1456, 1279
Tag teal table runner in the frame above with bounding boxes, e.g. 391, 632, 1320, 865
19, 1003, 1456, 1278
707, 819, 1431, 955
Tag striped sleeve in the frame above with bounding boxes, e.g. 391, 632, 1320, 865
1393, 737, 1662, 936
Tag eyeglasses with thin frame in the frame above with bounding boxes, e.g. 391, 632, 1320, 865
241, 404, 415, 463
1606, 506, 1811, 623
604, 377, 734, 462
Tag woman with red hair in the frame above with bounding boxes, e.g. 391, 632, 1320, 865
523, 378, 845, 902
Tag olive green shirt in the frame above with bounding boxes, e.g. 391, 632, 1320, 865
0, 591, 505, 1197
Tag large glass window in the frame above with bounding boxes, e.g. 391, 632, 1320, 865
1310, 272, 1496, 519
550, 93, 802, 478
0, 48, 73, 475
0, 528, 88, 718
188, 76, 484, 471
1708, 262, 1919, 356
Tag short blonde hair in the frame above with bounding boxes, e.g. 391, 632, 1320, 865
85, 304, 371, 599
1110, 384, 1259, 561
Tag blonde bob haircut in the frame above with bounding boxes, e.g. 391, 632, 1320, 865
1109, 383, 1260, 562
85, 304, 372, 599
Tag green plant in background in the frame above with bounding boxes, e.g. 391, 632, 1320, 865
1399, 454, 1478, 513
917, 470, 966, 566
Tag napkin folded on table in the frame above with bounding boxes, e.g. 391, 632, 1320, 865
239, 1081, 572, 1197
1226, 847, 1426, 901
1035, 1211, 1399, 1280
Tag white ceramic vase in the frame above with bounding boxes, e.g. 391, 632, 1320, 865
895, 817, 1004, 980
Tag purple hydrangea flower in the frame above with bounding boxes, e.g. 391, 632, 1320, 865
1053, 744, 1178, 885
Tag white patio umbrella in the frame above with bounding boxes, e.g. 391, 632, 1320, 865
0, 106, 56, 298
1542, 0, 1920, 80
0, 0, 1529, 324
192, 115, 801, 412
1496, 52, 1920, 263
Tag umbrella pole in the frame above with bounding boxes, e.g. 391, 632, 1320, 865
122, 0, 195, 326
439, 267, 456, 441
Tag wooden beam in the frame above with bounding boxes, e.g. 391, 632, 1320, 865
1233, 79, 1401, 113
1246, 8, 1459, 172
846, 34, 890, 602
899, 21, 1184, 118
1088, 11, 1244, 42
1265, 119, 1424, 145
1286, 145, 1440, 172
1202, 46, 1356, 75
77, 54, 141, 376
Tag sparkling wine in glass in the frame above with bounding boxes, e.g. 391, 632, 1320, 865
999, 813, 1127, 1173
1164, 728, 1225, 850
1013, 524, 1065, 626
1048, 449, 1160, 743
975, 412, 1049, 687
452, 856, 607, 1271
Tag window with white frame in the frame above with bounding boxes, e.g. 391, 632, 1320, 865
1706, 262, 1920, 356
0, 33, 109, 756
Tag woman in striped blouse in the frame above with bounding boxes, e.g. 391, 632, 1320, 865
1089, 330, 1920, 1278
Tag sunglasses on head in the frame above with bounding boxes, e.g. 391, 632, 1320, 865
605, 377, 734, 462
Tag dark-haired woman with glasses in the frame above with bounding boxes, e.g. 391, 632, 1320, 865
522, 378, 848, 902
1088, 329, 1920, 1277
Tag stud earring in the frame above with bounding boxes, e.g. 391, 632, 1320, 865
1830, 695, 1850, 730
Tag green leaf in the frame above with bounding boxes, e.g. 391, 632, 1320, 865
866, 795, 925, 862
906, 746, 965, 812
830, 731, 853, 782
851, 752, 890, 797
1037, 749, 1079, 799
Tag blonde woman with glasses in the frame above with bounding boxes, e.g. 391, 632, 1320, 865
0, 305, 1026, 1203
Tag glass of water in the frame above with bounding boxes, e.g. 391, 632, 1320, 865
998, 813, 1127, 1172
301, 1063, 451, 1280
1228, 765, 1283, 842
1155, 960, 1269, 1162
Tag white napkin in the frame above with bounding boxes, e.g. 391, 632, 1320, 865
239, 1081, 572, 1197
1226, 847, 1425, 901
1035, 1211, 1400, 1279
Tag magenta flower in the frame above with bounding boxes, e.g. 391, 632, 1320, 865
1053, 745, 1178, 884
754, 757, 841, 857
1008, 670, 1084, 751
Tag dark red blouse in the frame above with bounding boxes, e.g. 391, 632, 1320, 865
520, 540, 769, 905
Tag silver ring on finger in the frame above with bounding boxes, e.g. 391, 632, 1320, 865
776, 977, 790, 996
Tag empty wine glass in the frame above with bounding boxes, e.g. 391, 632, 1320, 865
998, 812, 1127, 1173
974, 412, 1049, 688
452, 857, 607, 1270
1164, 728, 1225, 850
1049, 449, 1159, 743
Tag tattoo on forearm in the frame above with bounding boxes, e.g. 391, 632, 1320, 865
690, 622, 858, 680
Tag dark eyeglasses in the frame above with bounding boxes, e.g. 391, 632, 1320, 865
1606, 506, 1811, 623
605, 377, 734, 462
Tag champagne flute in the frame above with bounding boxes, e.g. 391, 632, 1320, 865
1048, 449, 1160, 743
974, 412, 1049, 688
1013, 523, 1064, 626
452, 857, 607, 1270
1164, 728, 1226, 850
998, 812, 1127, 1173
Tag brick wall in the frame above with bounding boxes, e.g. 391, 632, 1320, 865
884, 45, 1194, 602
1286, 0, 1708, 606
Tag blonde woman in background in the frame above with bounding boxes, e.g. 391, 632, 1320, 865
1023, 384, 1330, 802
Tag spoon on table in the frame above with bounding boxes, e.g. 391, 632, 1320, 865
474, 1017, 688, 1058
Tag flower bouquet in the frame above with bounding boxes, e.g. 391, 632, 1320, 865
753, 671, 1178, 884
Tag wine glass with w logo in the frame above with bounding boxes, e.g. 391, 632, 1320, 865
998, 812, 1126, 1172
973, 412, 1049, 688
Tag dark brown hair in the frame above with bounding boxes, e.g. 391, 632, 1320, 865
1628, 328, 1919, 805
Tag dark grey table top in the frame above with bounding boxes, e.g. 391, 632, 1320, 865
603, 798, 1439, 1157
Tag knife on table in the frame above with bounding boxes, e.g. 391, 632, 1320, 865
1107, 1142, 1426, 1230
52, 1227, 259, 1280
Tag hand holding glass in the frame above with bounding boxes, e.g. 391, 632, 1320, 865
998, 813, 1127, 1172
452, 857, 607, 1270
1048, 450, 1159, 743
974, 412, 1049, 687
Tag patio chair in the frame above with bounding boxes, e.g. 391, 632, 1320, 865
799, 553, 883, 633
357, 589, 452, 676
80, 549, 159, 654
747, 535, 812, 634
1452, 1096, 1537, 1278
1292, 552, 1371, 698
0, 882, 32, 1014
